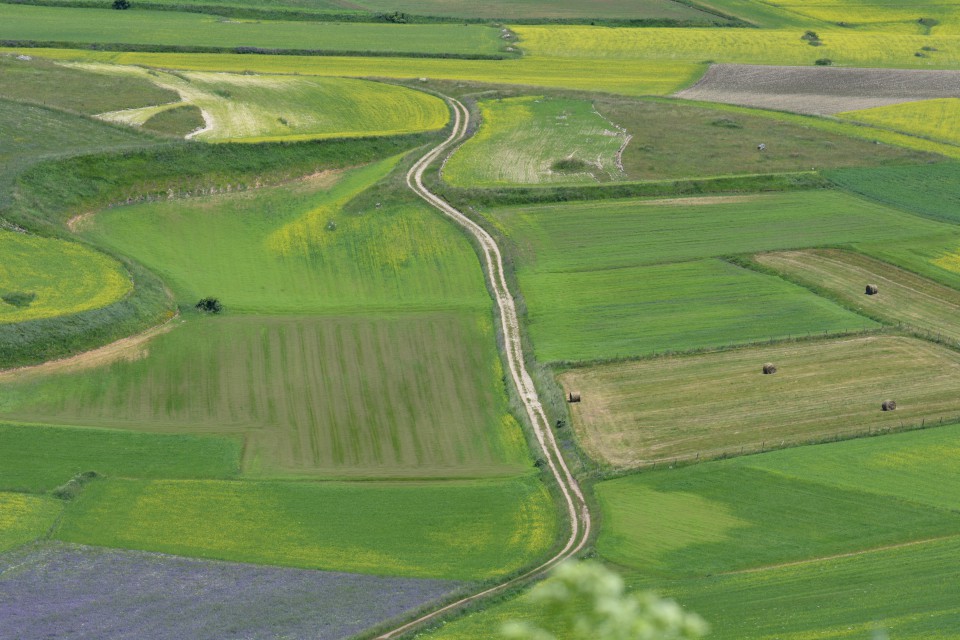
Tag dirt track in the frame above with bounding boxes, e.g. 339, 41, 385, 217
375, 96, 592, 639
677, 64, 960, 115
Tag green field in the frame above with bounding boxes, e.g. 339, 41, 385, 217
0, 492, 61, 552
0, 54, 178, 114
560, 335, 960, 466
486, 190, 951, 361
489, 191, 953, 273
839, 98, 960, 146
593, 97, 933, 180
0, 232, 132, 324
83, 160, 488, 313
0, 422, 240, 492
141, 104, 206, 137
54, 476, 556, 579
81, 64, 449, 142
443, 96, 627, 187
523, 259, 873, 362
515, 25, 960, 68
424, 424, 960, 638
6, 48, 705, 97
0, 313, 529, 478
757, 248, 960, 344
828, 162, 960, 224
0, 4, 506, 56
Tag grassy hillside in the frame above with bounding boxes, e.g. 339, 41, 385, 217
443, 96, 627, 187
83, 64, 449, 142
0, 233, 132, 324
0, 423, 240, 492
0, 4, 506, 56
561, 336, 960, 466
0, 54, 178, 114
54, 476, 556, 580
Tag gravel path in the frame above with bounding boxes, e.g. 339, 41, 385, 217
375, 95, 593, 639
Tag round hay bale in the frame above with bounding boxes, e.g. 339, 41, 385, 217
567, 392, 581, 403
865, 284, 879, 295
762, 363, 777, 375
882, 399, 897, 411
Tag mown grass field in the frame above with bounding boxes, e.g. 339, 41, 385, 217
82, 64, 449, 142
757, 248, 960, 344
515, 25, 960, 68
594, 97, 934, 180
444, 96, 627, 187
839, 98, 960, 146
0, 492, 61, 553
487, 190, 950, 362
827, 162, 960, 224
83, 159, 488, 313
0, 423, 240, 492
490, 191, 953, 273
0, 313, 530, 478
54, 476, 556, 580
560, 335, 960, 466
7, 48, 705, 97
423, 424, 960, 638
522, 259, 873, 363
0, 4, 506, 56
0, 232, 132, 324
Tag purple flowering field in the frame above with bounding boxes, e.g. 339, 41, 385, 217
0, 542, 464, 640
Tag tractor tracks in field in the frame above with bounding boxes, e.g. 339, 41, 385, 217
374, 97, 592, 639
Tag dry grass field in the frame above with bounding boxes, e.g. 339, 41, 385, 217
677, 64, 960, 115
560, 336, 960, 468
756, 249, 960, 345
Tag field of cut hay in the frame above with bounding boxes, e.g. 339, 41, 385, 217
7, 48, 704, 98
757, 248, 960, 344
561, 335, 960, 467
839, 98, 960, 145
76, 63, 449, 142
677, 64, 960, 115
0, 232, 132, 324
0, 4, 506, 56
53, 476, 556, 580
443, 96, 627, 187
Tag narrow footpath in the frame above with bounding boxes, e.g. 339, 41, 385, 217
376, 96, 592, 639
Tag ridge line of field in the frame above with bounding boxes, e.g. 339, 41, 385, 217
374, 93, 591, 639
717, 533, 960, 576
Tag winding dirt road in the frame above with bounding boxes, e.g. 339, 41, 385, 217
375, 97, 592, 639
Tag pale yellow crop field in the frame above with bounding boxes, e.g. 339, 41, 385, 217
839, 98, 960, 146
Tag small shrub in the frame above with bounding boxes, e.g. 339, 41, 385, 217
53, 471, 99, 500
325, 220, 337, 231
195, 297, 223, 314
277, 117, 289, 126
111, 0, 131, 9
551, 157, 591, 173
815, 58, 833, 66
801, 30, 823, 46
213, 89, 232, 99
710, 118, 742, 129
1, 291, 36, 308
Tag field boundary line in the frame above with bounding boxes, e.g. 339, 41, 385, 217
374, 94, 591, 639
717, 534, 960, 576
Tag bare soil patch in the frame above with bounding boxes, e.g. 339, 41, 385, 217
677, 64, 960, 115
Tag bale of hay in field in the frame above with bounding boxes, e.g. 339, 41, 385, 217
882, 399, 897, 411
762, 363, 777, 375
568, 392, 581, 403
866, 284, 879, 295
